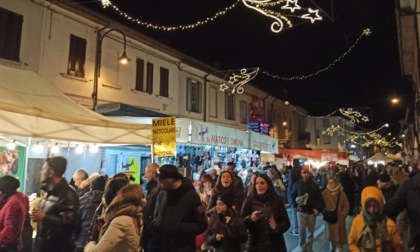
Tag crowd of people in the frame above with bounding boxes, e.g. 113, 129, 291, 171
0, 156, 419, 251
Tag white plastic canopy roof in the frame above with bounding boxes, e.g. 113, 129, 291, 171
0, 65, 152, 144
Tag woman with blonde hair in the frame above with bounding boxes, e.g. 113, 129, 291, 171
322, 176, 349, 252
197, 173, 216, 209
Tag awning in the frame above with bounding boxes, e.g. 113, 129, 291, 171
0, 65, 152, 144
277, 148, 347, 161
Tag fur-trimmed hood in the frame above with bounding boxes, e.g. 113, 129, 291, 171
79, 173, 100, 190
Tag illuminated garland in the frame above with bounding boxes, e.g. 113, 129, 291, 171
261, 29, 371, 80
323, 124, 389, 141
341, 132, 400, 148
101, 0, 241, 31
286, 106, 370, 123
219, 68, 260, 94
100, 0, 323, 33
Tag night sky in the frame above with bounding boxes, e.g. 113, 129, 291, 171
75, 0, 409, 136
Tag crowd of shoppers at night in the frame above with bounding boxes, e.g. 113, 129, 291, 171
1, 155, 420, 252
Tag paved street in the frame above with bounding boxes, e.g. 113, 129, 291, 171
284, 208, 354, 252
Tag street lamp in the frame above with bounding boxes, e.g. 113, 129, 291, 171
92, 28, 130, 110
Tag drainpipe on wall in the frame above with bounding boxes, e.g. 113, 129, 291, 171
203, 73, 210, 122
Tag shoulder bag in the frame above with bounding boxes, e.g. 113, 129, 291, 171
323, 192, 340, 224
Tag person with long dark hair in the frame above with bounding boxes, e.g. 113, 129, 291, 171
241, 174, 290, 252
207, 171, 245, 215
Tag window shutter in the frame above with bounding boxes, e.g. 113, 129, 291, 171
135, 58, 145, 92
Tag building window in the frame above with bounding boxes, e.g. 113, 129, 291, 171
225, 93, 235, 120
0, 8, 23, 62
135, 59, 153, 94
187, 79, 202, 113
67, 34, 86, 78
159, 67, 169, 97
239, 100, 247, 123
209, 86, 218, 118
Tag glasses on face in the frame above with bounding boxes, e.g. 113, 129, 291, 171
302, 171, 310, 174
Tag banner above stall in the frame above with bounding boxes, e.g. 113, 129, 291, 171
249, 131, 279, 154
190, 120, 249, 149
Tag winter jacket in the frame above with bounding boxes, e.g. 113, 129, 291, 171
147, 178, 207, 252
205, 211, 247, 252
385, 171, 420, 250
34, 178, 80, 252
291, 179, 324, 214
0, 192, 29, 251
84, 184, 145, 252
348, 186, 403, 252
241, 194, 290, 252
322, 186, 349, 246
75, 190, 104, 250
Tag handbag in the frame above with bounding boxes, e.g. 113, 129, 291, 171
323, 192, 340, 224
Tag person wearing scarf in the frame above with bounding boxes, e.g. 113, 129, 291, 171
322, 176, 349, 252
348, 186, 403, 252
85, 184, 146, 252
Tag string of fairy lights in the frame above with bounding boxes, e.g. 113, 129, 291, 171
95, 1, 398, 149
100, 0, 324, 33
260, 28, 371, 80
217, 29, 371, 94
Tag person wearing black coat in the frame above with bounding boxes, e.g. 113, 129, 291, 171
74, 176, 105, 252
291, 166, 324, 252
286, 159, 302, 235
147, 165, 207, 252
31, 156, 80, 252
338, 166, 355, 216
205, 191, 247, 252
241, 174, 290, 252
385, 171, 420, 251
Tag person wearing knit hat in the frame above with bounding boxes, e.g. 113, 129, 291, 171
348, 186, 402, 251
377, 172, 398, 206
205, 191, 247, 252
0, 175, 30, 250
32, 156, 80, 252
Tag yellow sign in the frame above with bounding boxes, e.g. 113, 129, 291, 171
152, 117, 176, 157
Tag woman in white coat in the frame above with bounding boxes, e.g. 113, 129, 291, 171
85, 183, 146, 252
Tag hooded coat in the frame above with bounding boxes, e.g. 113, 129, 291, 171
0, 192, 29, 251
348, 186, 403, 252
322, 185, 349, 246
84, 184, 145, 252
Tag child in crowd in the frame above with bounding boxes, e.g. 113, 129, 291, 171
348, 186, 403, 252
205, 191, 247, 252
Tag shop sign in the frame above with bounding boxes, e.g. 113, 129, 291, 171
152, 117, 176, 157
250, 131, 279, 154
321, 153, 338, 162
190, 120, 249, 148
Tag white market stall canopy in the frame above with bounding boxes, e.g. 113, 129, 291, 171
0, 65, 152, 144
367, 152, 393, 164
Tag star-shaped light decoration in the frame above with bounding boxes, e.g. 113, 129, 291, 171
322, 125, 339, 136
301, 8, 322, 23
281, 0, 301, 13
101, 0, 111, 8
219, 83, 229, 92
339, 108, 369, 124
219, 68, 259, 94
362, 28, 372, 36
